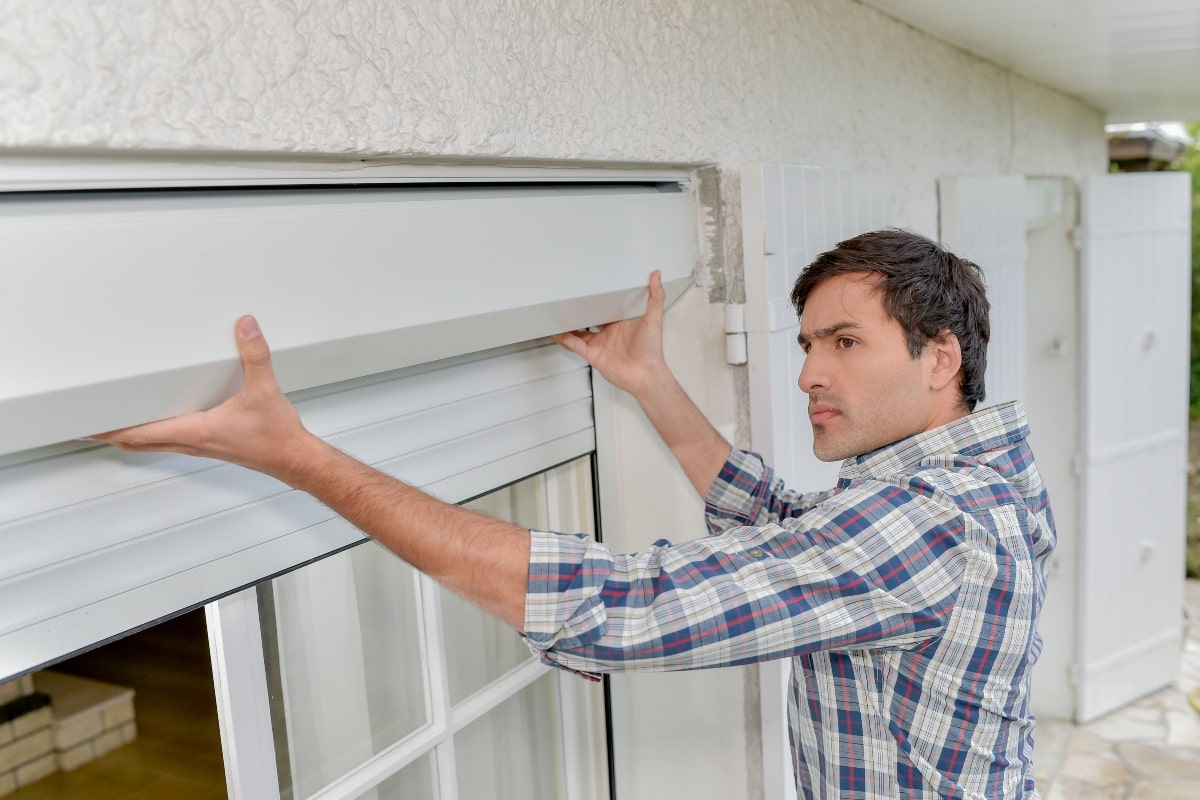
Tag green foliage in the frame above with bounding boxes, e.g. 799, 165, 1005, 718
1184, 122, 1200, 578
1183, 122, 1200, 419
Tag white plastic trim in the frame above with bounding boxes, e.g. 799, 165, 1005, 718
0, 155, 692, 193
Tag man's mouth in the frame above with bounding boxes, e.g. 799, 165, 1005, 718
809, 403, 840, 424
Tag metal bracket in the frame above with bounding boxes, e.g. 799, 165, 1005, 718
724, 304, 747, 365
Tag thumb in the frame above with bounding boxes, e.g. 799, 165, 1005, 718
235, 315, 281, 392
644, 270, 665, 324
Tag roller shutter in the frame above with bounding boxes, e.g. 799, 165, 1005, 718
0, 180, 697, 678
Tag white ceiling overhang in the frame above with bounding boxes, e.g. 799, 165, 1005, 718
860, 0, 1200, 122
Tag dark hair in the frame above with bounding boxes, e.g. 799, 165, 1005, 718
790, 229, 990, 411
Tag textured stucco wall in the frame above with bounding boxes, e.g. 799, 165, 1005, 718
0, 1, 1103, 168
0, 2, 1108, 798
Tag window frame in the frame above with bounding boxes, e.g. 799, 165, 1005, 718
208, 456, 608, 800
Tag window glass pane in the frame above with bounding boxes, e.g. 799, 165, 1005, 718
374, 751, 439, 799
261, 541, 427, 799
442, 477, 548, 704
454, 674, 564, 800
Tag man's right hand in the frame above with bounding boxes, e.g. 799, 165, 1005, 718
553, 270, 732, 498
551, 270, 669, 399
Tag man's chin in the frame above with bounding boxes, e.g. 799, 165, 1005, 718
811, 438, 848, 463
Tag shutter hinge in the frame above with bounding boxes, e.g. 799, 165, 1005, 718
724, 304, 747, 365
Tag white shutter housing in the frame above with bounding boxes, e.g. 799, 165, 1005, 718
0, 184, 694, 455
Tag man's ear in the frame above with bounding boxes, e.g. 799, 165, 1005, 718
928, 331, 962, 392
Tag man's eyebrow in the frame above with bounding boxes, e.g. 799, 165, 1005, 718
796, 321, 863, 347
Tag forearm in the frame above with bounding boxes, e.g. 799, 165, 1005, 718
280, 434, 531, 631
631, 370, 732, 498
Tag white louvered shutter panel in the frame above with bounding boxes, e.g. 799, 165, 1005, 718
741, 164, 892, 800
1076, 172, 1191, 721
938, 176, 1028, 407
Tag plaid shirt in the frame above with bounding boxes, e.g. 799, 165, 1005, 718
524, 401, 1055, 799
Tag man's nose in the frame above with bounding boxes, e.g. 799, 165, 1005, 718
797, 349, 828, 395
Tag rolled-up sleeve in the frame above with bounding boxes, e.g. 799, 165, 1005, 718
523, 529, 615, 655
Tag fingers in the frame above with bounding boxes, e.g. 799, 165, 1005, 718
111, 441, 204, 456
91, 411, 210, 450
551, 330, 595, 358
235, 315, 282, 395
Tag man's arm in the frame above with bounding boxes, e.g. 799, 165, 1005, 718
95, 316, 531, 630
552, 271, 731, 497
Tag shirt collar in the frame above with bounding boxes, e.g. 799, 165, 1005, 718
837, 401, 1029, 482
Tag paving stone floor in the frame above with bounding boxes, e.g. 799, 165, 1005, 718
1033, 579, 1200, 799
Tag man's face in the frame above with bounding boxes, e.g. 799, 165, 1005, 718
797, 273, 940, 462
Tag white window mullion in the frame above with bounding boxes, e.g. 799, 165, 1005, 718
206, 589, 282, 800
446, 659, 552, 732
422, 573, 459, 800
305, 724, 449, 800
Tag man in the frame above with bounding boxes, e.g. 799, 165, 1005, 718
99, 229, 1055, 799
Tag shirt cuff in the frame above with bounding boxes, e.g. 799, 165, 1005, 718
523, 529, 614, 653
703, 448, 770, 529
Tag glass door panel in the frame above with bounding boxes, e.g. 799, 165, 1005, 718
442, 481, 548, 704
261, 542, 427, 798
453, 673, 564, 800
373, 752, 439, 799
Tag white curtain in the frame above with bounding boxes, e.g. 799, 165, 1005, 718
269, 543, 426, 799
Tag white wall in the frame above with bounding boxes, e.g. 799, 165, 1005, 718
0, 1, 1109, 797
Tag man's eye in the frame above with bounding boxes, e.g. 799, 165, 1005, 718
836, 337, 857, 349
